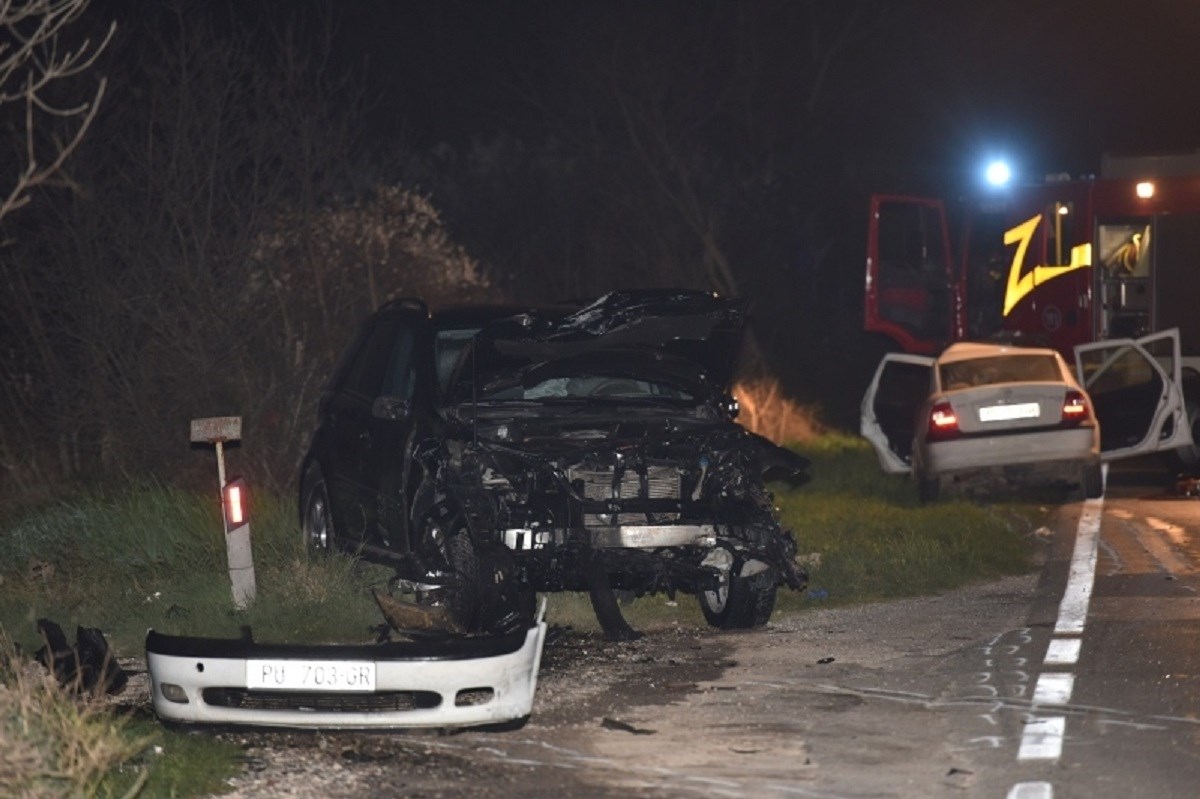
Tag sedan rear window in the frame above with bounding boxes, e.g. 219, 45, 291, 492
939, 354, 1061, 389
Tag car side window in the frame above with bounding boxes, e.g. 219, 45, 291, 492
341, 318, 400, 399
382, 327, 417, 399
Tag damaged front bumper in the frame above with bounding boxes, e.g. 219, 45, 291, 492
145, 608, 547, 729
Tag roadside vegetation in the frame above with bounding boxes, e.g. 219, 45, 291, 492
0, 633, 239, 798
0, 433, 1047, 794
772, 433, 1045, 612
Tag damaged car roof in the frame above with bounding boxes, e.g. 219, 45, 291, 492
451, 290, 745, 400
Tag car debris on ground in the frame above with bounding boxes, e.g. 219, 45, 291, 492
35, 619, 128, 695
144, 599, 547, 730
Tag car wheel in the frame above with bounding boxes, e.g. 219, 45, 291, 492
699, 559, 778, 630
917, 473, 941, 504
1082, 462, 1104, 499
442, 529, 483, 632
301, 465, 336, 557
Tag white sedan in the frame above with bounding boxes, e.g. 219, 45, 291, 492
860, 332, 1193, 501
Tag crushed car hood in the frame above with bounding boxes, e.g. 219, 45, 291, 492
450, 290, 744, 401
471, 348, 727, 402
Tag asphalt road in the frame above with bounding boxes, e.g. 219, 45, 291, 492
1003, 459, 1200, 799
199, 459, 1200, 798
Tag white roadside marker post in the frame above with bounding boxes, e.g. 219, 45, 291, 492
190, 416, 256, 609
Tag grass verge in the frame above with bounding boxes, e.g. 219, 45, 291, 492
774, 432, 1047, 613
0, 481, 392, 655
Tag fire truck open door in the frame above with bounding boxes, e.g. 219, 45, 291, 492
1073, 329, 1190, 462
865, 195, 956, 355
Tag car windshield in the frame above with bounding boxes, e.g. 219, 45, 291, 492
939, 354, 1061, 389
480, 374, 694, 402
435, 328, 482, 394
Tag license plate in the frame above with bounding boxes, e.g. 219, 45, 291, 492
246, 660, 376, 692
978, 402, 1040, 422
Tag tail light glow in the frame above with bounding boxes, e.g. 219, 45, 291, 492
1061, 390, 1089, 425
927, 401, 961, 441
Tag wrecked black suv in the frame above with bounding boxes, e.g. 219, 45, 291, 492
299, 290, 808, 637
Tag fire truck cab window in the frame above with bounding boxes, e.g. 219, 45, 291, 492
876, 202, 948, 339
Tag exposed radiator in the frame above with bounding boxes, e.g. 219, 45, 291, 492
569, 464, 681, 526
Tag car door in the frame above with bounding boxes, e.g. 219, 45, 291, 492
360, 315, 433, 552
1074, 328, 1190, 461
860, 353, 935, 474
325, 306, 427, 545
865, 195, 956, 355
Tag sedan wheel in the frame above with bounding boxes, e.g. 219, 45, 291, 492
1082, 462, 1104, 499
917, 473, 941, 504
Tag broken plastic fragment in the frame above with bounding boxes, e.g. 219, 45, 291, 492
373, 590, 465, 636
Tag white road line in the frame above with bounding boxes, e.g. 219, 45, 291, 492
1018, 716, 1066, 760
1032, 672, 1075, 705
1054, 499, 1104, 634
1013, 493, 1104, 783
1043, 638, 1081, 665
1008, 782, 1053, 799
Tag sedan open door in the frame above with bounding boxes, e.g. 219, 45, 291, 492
860, 353, 934, 474
1074, 329, 1190, 462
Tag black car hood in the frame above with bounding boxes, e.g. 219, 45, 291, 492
449, 290, 744, 402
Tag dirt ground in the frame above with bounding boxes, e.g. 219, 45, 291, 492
117, 572, 1044, 798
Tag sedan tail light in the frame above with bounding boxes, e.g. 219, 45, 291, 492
1060, 390, 1089, 426
926, 401, 961, 441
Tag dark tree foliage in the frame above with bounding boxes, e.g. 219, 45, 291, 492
0, 1, 486, 499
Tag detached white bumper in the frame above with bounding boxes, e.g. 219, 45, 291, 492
146, 614, 546, 730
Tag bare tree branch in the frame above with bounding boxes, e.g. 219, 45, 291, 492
0, 0, 113, 222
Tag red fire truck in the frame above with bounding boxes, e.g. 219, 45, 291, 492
862, 152, 1200, 467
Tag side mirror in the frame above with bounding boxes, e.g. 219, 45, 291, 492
371, 395, 411, 421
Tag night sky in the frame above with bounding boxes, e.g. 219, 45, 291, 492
330, 0, 1200, 190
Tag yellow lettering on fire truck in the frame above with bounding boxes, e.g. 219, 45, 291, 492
1003, 214, 1092, 317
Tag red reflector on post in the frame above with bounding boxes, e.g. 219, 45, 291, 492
223, 478, 247, 529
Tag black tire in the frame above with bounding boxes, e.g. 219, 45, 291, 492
1082, 462, 1104, 499
583, 552, 642, 641
917, 473, 941, 504
443, 530, 483, 632
301, 465, 336, 557
699, 565, 778, 630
